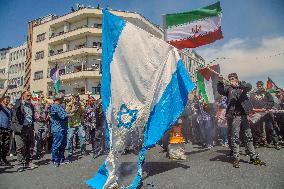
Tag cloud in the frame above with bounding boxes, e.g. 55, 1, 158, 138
198, 36, 284, 88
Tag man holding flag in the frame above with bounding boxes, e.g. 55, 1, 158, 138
217, 73, 266, 168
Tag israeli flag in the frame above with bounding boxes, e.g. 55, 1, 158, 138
86, 10, 195, 189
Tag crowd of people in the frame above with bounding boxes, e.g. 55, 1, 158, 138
0, 72, 283, 172
176, 73, 284, 168
0, 89, 107, 172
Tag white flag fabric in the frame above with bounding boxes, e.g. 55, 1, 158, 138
86, 10, 195, 189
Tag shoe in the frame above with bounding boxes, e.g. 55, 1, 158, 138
60, 160, 71, 165
233, 160, 240, 168
275, 145, 281, 150
206, 145, 213, 149
9, 153, 14, 157
17, 164, 25, 172
250, 157, 266, 166
67, 153, 73, 158
26, 162, 38, 170
52, 162, 59, 167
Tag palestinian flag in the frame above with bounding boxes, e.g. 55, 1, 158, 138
197, 64, 220, 103
266, 77, 278, 93
165, 1, 223, 49
50, 64, 60, 94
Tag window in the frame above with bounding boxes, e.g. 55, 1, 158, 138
16, 50, 19, 59
35, 51, 44, 60
93, 23, 102, 28
36, 33, 46, 42
48, 91, 53, 97
0, 52, 7, 60
0, 68, 5, 74
0, 80, 4, 89
92, 83, 101, 95
59, 69, 65, 75
34, 71, 43, 80
57, 49, 63, 54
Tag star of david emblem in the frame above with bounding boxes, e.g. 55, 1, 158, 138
116, 104, 138, 129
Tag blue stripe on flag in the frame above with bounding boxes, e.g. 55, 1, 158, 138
101, 9, 126, 146
127, 59, 196, 188
101, 9, 126, 115
86, 161, 109, 189
145, 59, 195, 147
86, 9, 126, 189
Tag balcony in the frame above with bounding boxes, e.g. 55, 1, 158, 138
49, 27, 102, 45
48, 47, 102, 63
48, 69, 101, 82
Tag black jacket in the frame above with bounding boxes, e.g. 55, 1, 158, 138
217, 80, 253, 117
10, 99, 35, 133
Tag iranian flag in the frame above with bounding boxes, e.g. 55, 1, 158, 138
197, 64, 220, 103
266, 77, 279, 93
50, 64, 60, 94
165, 1, 223, 49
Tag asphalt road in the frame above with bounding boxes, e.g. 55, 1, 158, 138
0, 143, 283, 189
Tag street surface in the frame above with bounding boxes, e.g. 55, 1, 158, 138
0, 143, 283, 189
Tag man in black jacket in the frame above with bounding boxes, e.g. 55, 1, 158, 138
217, 73, 265, 168
250, 81, 280, 150
11, 91, 38, 172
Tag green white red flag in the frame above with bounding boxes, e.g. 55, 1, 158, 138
50, 64, 60, 94
266, 77, 279, 93
197, 64, 220, 103
165, 1, 223, 49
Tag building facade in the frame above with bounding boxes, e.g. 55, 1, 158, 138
0, 47, 11, 90
28, 7, 164, 97
7, 42, 27, 101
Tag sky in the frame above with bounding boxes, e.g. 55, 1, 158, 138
0, 0, 284, 87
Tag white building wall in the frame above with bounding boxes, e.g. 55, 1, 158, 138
30, 8, 164, 97
7, 42, 27, 101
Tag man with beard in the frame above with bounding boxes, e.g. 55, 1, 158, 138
250, 81, 280, 150
217, 73, 265, 168
11, 91, 38, 172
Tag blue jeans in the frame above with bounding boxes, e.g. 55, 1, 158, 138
51, 130, 67, 163
67, 126, 86, 155
220, 127, 228, 144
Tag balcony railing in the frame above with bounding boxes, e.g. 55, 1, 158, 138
50, 24, 102, 39
49, 46, 101, 57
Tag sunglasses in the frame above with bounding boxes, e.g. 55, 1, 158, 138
228, 77, 236, 81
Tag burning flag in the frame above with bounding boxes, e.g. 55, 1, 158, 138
86, 9, 195, 189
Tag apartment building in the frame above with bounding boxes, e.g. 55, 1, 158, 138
28, 7, 164, 97
7, 42, 27, 101
0, 47, 11, 89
